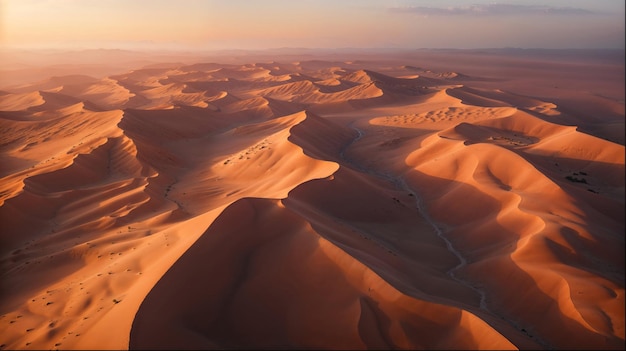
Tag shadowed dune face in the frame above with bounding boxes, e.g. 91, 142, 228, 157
0, 50, 623, 350
130, 197, 515, 350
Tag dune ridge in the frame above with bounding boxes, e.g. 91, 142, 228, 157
1, 53, 623, 350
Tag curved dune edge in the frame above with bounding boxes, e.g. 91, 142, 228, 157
0, 103, 340, 349
0, 56, 623, 350
398, 111, 624, 348
130, 196, 516, 350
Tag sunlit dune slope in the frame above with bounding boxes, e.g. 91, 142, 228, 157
0, 55, 623, 350
130, 197, 515, 350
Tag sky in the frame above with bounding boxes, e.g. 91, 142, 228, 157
0, 0, 624, 51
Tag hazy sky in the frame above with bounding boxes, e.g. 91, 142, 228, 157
1, 0, 624, 50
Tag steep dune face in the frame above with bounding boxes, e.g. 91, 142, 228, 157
400, 110, 624, 349
130, 197, 515, 350
0, 53, 623, 350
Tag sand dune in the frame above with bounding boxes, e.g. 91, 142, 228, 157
0, 50, 623, 350
0, 91, 46, 112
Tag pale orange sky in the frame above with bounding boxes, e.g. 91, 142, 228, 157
1, 0, 624, 50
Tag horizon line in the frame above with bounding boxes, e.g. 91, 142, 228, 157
2, 46, 625, 53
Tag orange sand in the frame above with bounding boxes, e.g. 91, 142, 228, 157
0, 49, 623, 350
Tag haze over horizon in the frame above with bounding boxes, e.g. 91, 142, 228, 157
1, 0, 624, 51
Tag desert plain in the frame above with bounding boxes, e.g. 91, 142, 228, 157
0, 48, 624, 350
